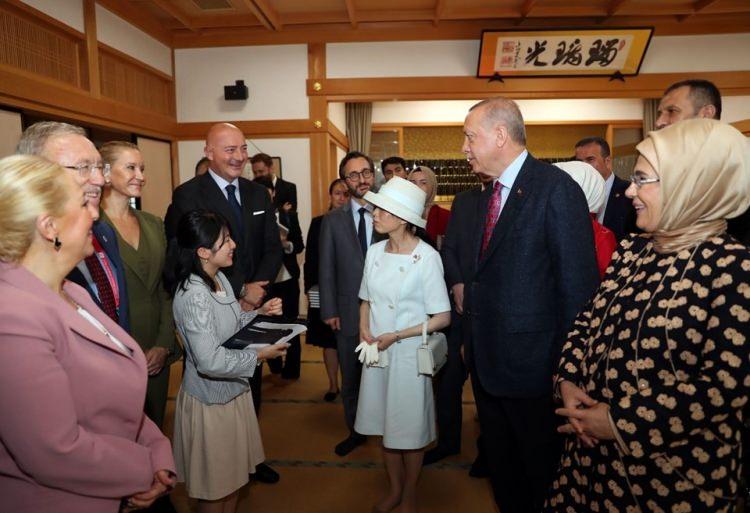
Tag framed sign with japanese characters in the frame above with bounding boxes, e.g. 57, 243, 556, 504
477, 28, 653, 78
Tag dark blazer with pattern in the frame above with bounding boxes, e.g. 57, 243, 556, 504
274, 177, 297, 212
461, 154, 600, 398
67, 220, 130, 333
164, 172, 282, 298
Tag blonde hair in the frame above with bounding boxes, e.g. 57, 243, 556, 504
0, 155, 71, 262
99, 140, 139, 166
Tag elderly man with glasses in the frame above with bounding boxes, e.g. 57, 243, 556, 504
319, 151, 385, 456
16, 121, 130, 332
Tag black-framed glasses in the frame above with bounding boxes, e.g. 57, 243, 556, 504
345, 169, 373, 182
629, 174, 660, 188
63, 163, 111, 180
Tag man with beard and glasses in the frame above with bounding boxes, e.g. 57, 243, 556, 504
165, 122, 283, 485
16, 121, 130, 333
319, 151, 385, 456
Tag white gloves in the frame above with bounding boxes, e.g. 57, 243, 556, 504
355, 341, 387, 367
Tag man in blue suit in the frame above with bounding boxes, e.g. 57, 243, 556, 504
461, 98, 599, 513
575, 136, 637, 241
17, 122, 129, 332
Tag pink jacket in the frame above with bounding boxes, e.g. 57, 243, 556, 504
0, 262, 175, 513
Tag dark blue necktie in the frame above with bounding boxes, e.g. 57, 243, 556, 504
225, 184, 244, 231
358, 207, 368, 256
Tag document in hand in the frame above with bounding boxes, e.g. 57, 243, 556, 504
221, 319, 307, 350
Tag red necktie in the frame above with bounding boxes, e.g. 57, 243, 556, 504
481, 181, 502, 257
84, 242, 119, 323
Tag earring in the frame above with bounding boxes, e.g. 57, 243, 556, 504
54, 237, 62, 251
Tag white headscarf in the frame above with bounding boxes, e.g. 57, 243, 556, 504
554, 160, 606, 214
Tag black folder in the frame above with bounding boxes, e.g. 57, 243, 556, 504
221, 315, 306, 350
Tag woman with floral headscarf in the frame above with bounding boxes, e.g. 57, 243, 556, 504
545, 119, 750, 513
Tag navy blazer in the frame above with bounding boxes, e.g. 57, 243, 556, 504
66, 220, 130, 333
462, 154, 600, 398
602, 175, 637, 241
165, 173, 283, 298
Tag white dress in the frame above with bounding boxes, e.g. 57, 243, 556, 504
354, 239, 451, 450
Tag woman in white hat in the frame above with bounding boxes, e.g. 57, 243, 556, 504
354, 176, 451, 513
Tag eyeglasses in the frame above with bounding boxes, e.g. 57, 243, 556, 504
63, 163, 111, 180
345, 169, 373, 182
629, 174, 660, 188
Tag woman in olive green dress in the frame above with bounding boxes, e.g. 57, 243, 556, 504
100, 141, 179, 429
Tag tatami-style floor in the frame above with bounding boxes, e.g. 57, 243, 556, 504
163, 340, 497, 512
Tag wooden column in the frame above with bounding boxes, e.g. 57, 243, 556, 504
83, 0, 100, 98
308, 43, 330, 217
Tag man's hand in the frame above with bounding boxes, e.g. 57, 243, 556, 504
324, 317, 341, 331
243, 281, 268, 308
282, 201, 293, 213
451, 283, 465, 314
144, 347, 169, 376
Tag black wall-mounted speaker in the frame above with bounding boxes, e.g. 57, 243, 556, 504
224, 80, 248, 100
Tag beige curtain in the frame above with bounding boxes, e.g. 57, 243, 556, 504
345, 102, 372, 153
643, 98, 659, 133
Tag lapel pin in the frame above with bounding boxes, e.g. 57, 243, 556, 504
516, 188, 523, 196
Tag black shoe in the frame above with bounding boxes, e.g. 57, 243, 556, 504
468, 456, 489, 478
423, 447, 458, 466
323, 391, 339, 402
334, 433, 366, 456
250, 462, 280, 484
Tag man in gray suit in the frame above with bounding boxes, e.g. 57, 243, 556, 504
319, 151, 380, 456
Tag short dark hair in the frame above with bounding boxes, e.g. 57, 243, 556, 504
195, 156, 210, 175
381, 156, 406, 172
164, 210, 231, 297
338, 151, 374, 179
575, 136, 611, 158
664, 79, 722, 120
253, 175, 274, 191
250, 153, 273, 167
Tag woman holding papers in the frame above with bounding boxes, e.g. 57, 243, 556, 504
165, 209, 287, 513
355, 177, 451, 513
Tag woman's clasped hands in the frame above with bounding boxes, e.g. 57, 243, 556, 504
555, 381, 615, 447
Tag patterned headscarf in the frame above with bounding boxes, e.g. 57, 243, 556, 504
554, 160, 606, 213
408, 165, 438, 217
636, 118, 750, 253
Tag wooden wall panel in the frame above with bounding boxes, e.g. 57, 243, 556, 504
99, 47, 173, 117
136, 136, 173, 219
0, 4, 83, 88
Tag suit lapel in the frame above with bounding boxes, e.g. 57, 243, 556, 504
238, 179, 256, 243
199, 174, 243, 241
341, 203, 366, 262
476, 157, 535, 271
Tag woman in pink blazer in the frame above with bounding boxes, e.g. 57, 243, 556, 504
0, 155, 175, 513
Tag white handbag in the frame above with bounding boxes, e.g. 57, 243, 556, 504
416, 321, 448, 376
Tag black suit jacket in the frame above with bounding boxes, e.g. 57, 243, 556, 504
274, 177, 297, 212
164, 173, 283, 298
602, 175, 637, 241
442, 186, 482, 289
462, 154, 600, 398
278, 209, 304, 280
303, 215, 323, 292
67, 220, 130, 333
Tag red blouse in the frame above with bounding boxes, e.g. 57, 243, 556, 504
426, 205, 451, 245
591, 214, 617, 279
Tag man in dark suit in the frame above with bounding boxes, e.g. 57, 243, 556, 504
254, 175, 305, 380
461, 98, 600, 513
164, 122, 282, 484
319, 151, 383, 457
17, 121, 130, 333
251, 152, 297, 213
575, 136, 637, 241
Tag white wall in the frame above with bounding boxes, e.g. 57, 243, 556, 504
328, 102, 346, 133
723, 96, 750, 124
327, 40, 480, 78
96, 4, 172, 75
175, 45, 308, 123
328, 33, 750, 78
177, 137, 312, 240
20, 0, 83, 32
372, 99, 643, 124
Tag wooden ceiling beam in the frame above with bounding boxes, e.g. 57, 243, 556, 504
433, 0, 447, 27
240, 0, 282, 31
597, 0, 629, 24
150, 0, 196, 31
678, 0, 721, 21
345, 0, 357, 28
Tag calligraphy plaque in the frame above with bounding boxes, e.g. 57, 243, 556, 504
477, 28, 653, 78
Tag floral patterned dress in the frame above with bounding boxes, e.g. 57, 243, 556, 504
544, 235, 750, 513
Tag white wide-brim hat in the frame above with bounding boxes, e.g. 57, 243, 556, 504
363, 176, 427, 228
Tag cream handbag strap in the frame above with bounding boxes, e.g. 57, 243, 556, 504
421, 320, 429, 347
